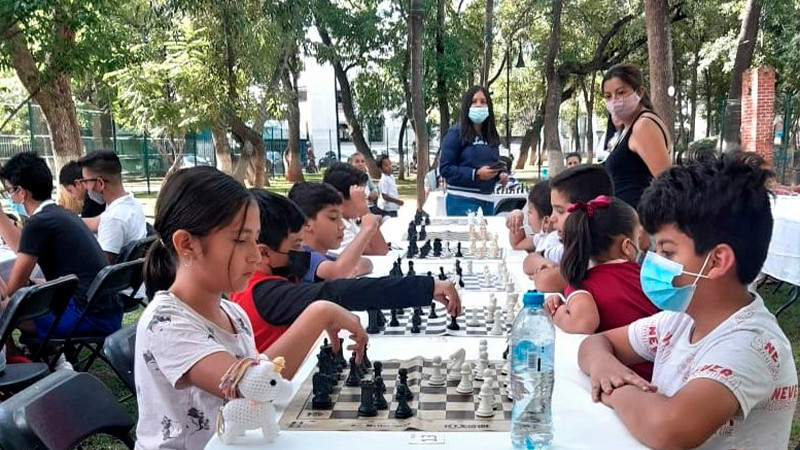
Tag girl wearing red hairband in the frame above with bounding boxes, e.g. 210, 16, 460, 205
543, 195, 658, 380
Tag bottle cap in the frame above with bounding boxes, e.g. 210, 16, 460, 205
522, 290, 544, 307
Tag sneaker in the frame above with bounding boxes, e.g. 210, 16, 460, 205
54, 354, 74, 371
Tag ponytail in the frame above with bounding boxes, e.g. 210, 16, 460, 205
144, 238, 176, 300
560, 209, 592, 287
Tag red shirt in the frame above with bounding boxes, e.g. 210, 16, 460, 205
230, 271, 290, 353
565, 261, 659, 380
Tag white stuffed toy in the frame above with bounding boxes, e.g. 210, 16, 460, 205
216, 356, 293, 444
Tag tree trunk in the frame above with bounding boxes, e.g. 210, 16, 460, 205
722, 0, 762, 151
398, 116, 407, 181
689, 42, 699, 142
644, 0, 675, 142
479, 0, 494, 86
436, 0, 450, 141
543, 0, 565, 175
515, 128, 534, 169
316, 23, 379, 179
283, 54, 305, 183
3, 26, 82, 174
705, 69, 712, 138
233, 140, 252, 185
212, 126, 233, 175
99, 112, 113, 150
410, 0, 429, 210
228, 113, 267, 187
528, 106, 545, 166
580, 74, 596, 163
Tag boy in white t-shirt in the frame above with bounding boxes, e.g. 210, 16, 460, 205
578, 154, 797, 450
377, 155, 403, 218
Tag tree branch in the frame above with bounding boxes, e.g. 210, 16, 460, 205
0, 88, 39, 132
486, 51, 507, 87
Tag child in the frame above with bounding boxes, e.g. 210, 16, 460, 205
287, 182, 373, 282
522, 165, 614, 292
231, 189, 462, 353
543, 195, 658, 379
506, 180, 557, 252
136, 167, 367, 449
377, 155, 403, 217
323, 162, 389, 256
565, 152, 582, 168
578, 155, 797, 449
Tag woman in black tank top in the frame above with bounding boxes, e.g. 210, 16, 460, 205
601, 64, 672, 209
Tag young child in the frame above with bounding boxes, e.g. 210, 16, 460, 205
578, 155, 797, 449
565, 152, 582, 168
522, 165, 614, 292
506, 180, 557, 252
323, 162, 389, 256
136, 167, 367, 449
231, 189, 462, 352
287, 182, 373, 282
543, 195, 658, 379
377, 155, 403, 217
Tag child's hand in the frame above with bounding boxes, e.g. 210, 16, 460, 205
360, 212, 379, 234
533, 260, 557, 275
326, 306, 369, 364
505, 209, 524, 230
543, 294, 564, 316
432, 280, 462, 317
587, 354, 657, 403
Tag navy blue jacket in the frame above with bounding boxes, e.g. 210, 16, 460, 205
439, 126, 501, 195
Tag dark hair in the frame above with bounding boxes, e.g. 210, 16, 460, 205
603, 114, 622, 150
565, 152, 582, 163
638, 153, 773, 284
250, 189, 306, 250
561, 197, 638, 287
77, 150, 122, 181
458, 85, 501, 147
144, 167, 253, 299
287, 182, 342, 219
527, 180, 553, 218
550, 164, 614, 203
0, 152, 53, 201
377, 155, 391, 169
59, 161, 82, 186
323, 162, 368, 199
602, 63, 655, 112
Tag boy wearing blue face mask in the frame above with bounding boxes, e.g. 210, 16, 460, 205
231, 189, 462, 353
578, 154, 797, 450
507, 180, 557, 252
440, 86, 506, 216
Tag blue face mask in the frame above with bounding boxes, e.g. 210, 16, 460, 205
468, 106, 490, 124
9, 199, 27, 218
640, 251, 711, 312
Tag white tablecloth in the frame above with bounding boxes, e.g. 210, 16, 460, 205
763, 195, 800, 286
0, 246, 44, 282
422, 191, 527, 217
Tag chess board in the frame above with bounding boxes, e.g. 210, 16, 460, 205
404, 247, 506, 261
404, 230, 473, 241
368, 305, 512, 337
280, 356, 512, 432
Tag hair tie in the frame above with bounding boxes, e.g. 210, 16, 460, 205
567, 195, 611, 219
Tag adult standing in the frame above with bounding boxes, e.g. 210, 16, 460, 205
602, 64, 672, 208
440, 86, 506, 216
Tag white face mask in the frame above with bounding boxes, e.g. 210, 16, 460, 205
87, 189, 105, 205
522, 204, 537, 237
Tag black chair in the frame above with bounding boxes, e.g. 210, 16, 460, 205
50, 259, 145, 372
102, 324, 137, 402
0, 275, 78, 394
0, 371, 135, 449
117, 235, 156, 311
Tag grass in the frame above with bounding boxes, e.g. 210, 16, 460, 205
75, 282, 800, 449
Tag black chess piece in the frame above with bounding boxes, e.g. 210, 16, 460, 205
337, 338, 347, 370
502, 344, 509, 360
394, 385, 413, 419
366, 309, 381, 334
373, 361, 383, 379
361, 345, 372, 370
419, 224, 427, 241
396, 368, 413, 400
407, 261, 415, 276
414, 211, 422, 226
389, 308, 400, 326
447, 315, 460, 331
396, 259, 403, 276
357, 380, 379, 417
353, 352, 366, 378
455, 242, 463, 258
425, 215, 430, 226
410, 309, 422, 333
374, 376, 389, 410
345, 356, 361, 387
311, 372, 333, 408
407, 240, 418, 258
419, 240, 431, 258
427, 271, 433, 278
433, 238, 442, 257
438, 266, 447, 281
429, 302, 438, 318
376, 309, 386, 326
390, 261, 399, 277
458, 277, 465, 288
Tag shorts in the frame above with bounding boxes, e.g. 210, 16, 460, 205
34, 298, 122, 340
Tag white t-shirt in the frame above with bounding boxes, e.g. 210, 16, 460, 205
97, 193, 147, 255
628, 295, 797, 450
533, 230, 560, 255
378, 173, 399, 212
333, 218, 361, 255
542, 239, 563, 264
134, 291, 258, 450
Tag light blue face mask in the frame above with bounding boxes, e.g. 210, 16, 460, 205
640, 251, 711, 312
468, 106, 490, 124
9, 199, 27, 218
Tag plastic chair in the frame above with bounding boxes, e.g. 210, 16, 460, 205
102, 324, 137, 401
0, 371, 135, 449
116, 236, 156, 311
0, 275, 78, 394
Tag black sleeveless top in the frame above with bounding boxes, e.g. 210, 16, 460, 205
604, 110, 669, 208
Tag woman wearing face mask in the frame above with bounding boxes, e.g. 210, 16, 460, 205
601, 64, 672, 209
439, 86, 505, 216
543, 195, 659, 380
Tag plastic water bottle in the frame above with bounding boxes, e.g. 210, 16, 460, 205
510, 291, 554, 449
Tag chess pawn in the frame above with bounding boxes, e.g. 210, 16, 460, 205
474, 351, 489, 380
491, 244, 500, 259
506, 281, 514, 293
475, 372, 496, 418
506, 299, 517, 328
427, 356, 446, 386
466, 307, 480, 327
483, 269, 492, 287
490, 310, 504, 335
469, 237, 477, 255
456, 362, 474, 394
466, 260, 474, 276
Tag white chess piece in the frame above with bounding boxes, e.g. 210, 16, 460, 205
474, 350, 489, 380
483, 268, 492, 287
456, 362, 474, 394
470, 237, 477, 254
506, 281, 514, 293
487, 295, 497, 323
428, 356, 446, 386
466, 307, 480, 327
466, 260, 474, 276
506, 300, 516, 328
475, 375, 495, 417
447, 348, 466, 381
490, 310, 504, 335
479, 339, 488, 353
453, 274, 463, 292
